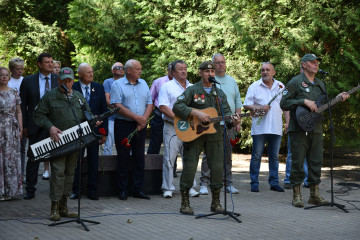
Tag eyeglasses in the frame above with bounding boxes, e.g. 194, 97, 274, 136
114, 66, 124, 70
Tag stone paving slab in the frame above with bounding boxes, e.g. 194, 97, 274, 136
1, 155, 359, 240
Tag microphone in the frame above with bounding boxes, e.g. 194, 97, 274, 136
208, 76, 220, 84
61, 84, 70, 93
318, 69, 329, 75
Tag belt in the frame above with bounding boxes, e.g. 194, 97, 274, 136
164, 120, 173, 125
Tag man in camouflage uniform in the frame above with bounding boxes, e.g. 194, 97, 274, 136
173, 61, 240, 215
34, 67, 102, 220
280, 54, 349, 207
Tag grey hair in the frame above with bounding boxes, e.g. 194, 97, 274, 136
8, 57, 25, 71
124, 59, 139, 74
111, 62, 123, 70
212, 53, 224, 62
77, 63, 91, 73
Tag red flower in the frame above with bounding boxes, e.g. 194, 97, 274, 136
279, 85, 283, 89
201, 94, 205, 99
99, 128, 106, 136
121, 138, 129, 146
125, 144, 131, 148
230, 139, 237, 146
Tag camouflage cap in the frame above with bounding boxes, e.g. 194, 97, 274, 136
301, 53, 322, 63
59, 67, 74, 80
199, 61, 215, 70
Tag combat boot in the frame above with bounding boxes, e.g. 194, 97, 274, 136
50, 201, 61, 221
308, 184, 329, 205
210, 188, 224, 213
59, 195, 78, 218
180, 189, 194, 215
292, 185, 304, 208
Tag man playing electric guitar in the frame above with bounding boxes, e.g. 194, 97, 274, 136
280, 53, 350, 208
173, 61, 241, 215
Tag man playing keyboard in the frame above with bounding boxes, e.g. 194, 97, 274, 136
33, 67, 102, 221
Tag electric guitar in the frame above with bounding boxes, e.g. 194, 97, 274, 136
296, 85, 359, 132
174, 107, 253, 142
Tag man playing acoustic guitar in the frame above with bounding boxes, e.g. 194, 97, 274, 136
280, 54, 349, 208
173, 61, 241, 215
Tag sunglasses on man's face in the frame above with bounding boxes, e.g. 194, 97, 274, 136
114, 66, 124, 70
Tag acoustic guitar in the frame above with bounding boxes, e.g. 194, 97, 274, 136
174, 107, 253, 142
296, 84, 359, 132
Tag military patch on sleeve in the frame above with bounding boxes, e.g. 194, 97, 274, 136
283, 89, 288, 95
178, 95, 185, 100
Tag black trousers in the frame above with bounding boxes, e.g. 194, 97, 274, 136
114, 119, 146, 193
72, 141, 100, 195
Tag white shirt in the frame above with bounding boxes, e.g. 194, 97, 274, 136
158, 78, 192, 122
8, 76, 24, 93
244, 78, 285, 136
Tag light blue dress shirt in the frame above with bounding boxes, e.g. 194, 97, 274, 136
110, 75, 152, 121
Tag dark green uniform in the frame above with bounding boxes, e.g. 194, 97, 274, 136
280, 73, 326, 186
173, 81, 232, 191
34, 87, 92, 201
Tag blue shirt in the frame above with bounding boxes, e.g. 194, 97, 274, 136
103, 78, 115, 120
110, 75, 152, 121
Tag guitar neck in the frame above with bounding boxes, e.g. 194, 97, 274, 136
317, 85, 359, 113
209, 113, 251, 123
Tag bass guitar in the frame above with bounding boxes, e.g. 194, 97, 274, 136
296, 85, 359, 132
174, 107, 253, 142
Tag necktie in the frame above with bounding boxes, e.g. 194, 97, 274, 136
85, 86, 90, 104
45, 77, 50, 92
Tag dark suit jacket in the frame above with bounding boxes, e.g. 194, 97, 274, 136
72, 80, 108, 135
20, 72, 58, 139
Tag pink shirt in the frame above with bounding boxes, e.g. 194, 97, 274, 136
149, 75, 170, 108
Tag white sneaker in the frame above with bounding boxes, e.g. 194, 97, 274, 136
226, 185, 239, 194
189, 188, 200, 197
42, 170, 50, 180
163, 191, 173, 198
199, 185, 209, 195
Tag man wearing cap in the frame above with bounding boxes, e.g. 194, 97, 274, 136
173, 61, 240, 215
102, 62, 125, 155
20, 53, 58, 200
243, 62, 287, 193
280, 54, 349, 207
199, 53, 243, 195
34, 67, 102, 221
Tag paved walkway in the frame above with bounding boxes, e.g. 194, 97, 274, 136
1, 153, 359, 240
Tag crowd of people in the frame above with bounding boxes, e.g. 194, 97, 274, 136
0, 52, 350, 220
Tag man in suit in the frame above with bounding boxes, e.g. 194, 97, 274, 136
20, 52, 58, 200
70, 63, 108, 200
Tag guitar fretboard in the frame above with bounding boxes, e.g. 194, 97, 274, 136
317, 85, 360, 114
209, 113, 251, 123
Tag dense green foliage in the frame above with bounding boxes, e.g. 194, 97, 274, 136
1, 0, 359, 150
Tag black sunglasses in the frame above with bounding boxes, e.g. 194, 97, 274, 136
114, 66, 124, 70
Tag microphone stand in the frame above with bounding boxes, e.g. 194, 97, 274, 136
49, 88, 101, 231
304, 74, 348, 213
195, 79, 242, 223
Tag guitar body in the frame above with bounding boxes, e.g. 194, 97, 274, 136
295, 106, 322, 132
295, 95, 326, 132
174, 107, 218, 142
